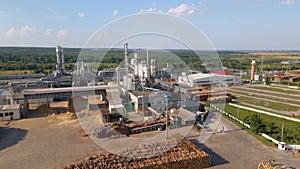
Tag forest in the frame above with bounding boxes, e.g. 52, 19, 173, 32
0, 47, 299, 74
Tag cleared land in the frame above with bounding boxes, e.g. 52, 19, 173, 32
0, 111, 104, 169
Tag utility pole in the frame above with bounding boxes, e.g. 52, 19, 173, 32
281, 123, 284, 142
238, 101, 240, 119
142, 83, 144, 121
165, 93, 170, 140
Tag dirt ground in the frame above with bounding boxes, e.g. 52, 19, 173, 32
0, 110, 104, 169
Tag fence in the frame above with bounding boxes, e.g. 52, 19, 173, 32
210, 104, 250, 129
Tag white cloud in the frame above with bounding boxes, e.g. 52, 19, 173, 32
167, 3, 195, 16
6, 27, 17, 37
78, 12, 86, 17
279, 0, 294, 5
0, 11, 10, 16
57, 30, 67, 39
140, 2, 163, 13
112, 10, 118, 17
140, 7, 162, 13
6, 25, 36, 38
45, 28, 53, 36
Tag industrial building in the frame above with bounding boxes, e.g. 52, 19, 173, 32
177, 72, 241, 87
0, 104, 21, 121
129, 91, 185, 113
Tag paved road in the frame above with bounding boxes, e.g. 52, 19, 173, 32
190, 116, 300, 169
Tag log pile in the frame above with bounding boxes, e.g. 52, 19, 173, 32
126, 117, 166, 129
63, 138, 210, 169
99, 117, 167, 137
258, 159, 293, 169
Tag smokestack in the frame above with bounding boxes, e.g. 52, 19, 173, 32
56, 45, 65, 76
146, 50, 149, 66
124, 43, 128, 72
134, 53, 138, 76
251, 60, 256, 81
151, 59, 156, 76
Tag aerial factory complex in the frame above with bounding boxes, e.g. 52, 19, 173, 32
1, 44, 299, 169
0, 43, 240, 168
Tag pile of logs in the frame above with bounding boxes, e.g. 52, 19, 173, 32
126, 117, 166, 129
63, 138, 210, 169
98, 117, 168, 138
258, 159, 293, 169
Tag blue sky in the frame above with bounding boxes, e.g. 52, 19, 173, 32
0, 0, 299, 50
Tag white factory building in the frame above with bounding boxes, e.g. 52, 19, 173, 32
129, 91, 186, 113
0, 104, 21, 121
178, 72, 241, 87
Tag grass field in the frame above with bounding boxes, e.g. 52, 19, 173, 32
0, 70, 35, 75
222, 104, 300, 145
235, 96, 300, 112
228, 89, 300, 105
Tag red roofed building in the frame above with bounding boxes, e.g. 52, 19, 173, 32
274, 72, 285, 77
274, 72, 288, 82
212, 70, 232, 75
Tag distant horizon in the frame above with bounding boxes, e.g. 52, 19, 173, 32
0, 45, 299, 52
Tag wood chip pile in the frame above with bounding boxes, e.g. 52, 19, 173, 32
258, 159, 293, 169
63, 138, 210, 169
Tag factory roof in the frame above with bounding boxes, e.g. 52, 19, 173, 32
0, 104, 20, 111
22, 85, 115, 95
274, 72, 285, 77
187, 73, 235, 80
212, 70, 232, 75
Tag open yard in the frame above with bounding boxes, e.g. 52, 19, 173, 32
0, 112, 105, 169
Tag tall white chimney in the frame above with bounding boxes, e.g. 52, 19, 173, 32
146, 50, 149, 66
124, 43, 128, 72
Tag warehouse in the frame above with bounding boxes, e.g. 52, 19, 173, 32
178, 72, 241, 87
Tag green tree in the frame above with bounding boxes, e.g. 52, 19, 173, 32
244, 114, 266, 134
266, 122, 279, 135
